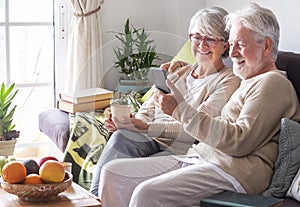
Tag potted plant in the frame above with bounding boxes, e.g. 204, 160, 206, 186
0, 83, 19, 156
112, 18, 160, 80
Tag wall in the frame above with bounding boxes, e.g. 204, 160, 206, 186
99, 0, 206, 90
99, 0, 300, 90
100, 0, 205, 57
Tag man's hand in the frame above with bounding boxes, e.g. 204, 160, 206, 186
154, 79, 184, 116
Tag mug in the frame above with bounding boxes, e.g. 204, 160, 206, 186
110, 103, 131, 122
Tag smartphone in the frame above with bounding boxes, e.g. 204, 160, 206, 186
150, 67, 171, 93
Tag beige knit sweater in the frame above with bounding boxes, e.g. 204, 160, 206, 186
173, 70, 300, 195
135, 64, 241, 154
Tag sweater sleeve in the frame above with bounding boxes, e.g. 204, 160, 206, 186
146, 67, 240, 140
134, 93, 156, 123
174, 72, 300, 157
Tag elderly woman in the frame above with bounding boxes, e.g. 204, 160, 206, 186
99, 3, 300, 207
92, 6, 241, 200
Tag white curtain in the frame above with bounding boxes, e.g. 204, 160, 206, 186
65, 0, 104, 92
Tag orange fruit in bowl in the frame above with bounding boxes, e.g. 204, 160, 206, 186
39, 160, 65, 183
2, 161, 27, 184
24, 173, 44, 184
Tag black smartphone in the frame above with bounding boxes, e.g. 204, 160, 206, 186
150, 67, 171, 93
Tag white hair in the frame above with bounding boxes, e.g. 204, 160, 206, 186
189, 7, 229, 57
225, 3, 280, 59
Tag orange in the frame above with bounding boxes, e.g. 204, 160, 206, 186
24, 173, 44, 184
39, 160, 65, 183
2, 161, 27, 184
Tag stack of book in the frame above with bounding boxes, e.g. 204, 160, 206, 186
57, 87, 114, 113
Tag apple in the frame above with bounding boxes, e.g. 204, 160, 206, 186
0, 156, 8, 177
39, 160, 65, 183
38, 156, 58, 167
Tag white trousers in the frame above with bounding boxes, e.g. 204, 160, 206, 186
99, 155, 238, 207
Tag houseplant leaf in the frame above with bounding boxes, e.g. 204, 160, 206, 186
0, 83, 19, 141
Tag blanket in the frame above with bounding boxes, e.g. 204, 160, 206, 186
62, 90, 145, 190
63, 110, 110, 190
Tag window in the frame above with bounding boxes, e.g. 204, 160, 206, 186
0, 0, 54, 142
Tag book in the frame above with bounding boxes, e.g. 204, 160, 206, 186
200, 191, 283, 207
59, 88, 113, 104
57, 99, 111, 114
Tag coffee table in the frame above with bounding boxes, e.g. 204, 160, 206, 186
0, 181, 102, 207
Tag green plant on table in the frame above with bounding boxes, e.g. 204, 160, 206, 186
112, 18, 160, 80
0, 83, 20, 141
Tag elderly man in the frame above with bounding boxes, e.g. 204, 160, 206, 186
99, 3, 300, 207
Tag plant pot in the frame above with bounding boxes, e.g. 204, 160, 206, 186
0, 139, 17, 157
123, 68, 150, 81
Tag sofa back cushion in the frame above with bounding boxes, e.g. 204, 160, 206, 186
276, 51, 300, 103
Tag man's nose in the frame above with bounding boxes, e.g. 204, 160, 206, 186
229, 44, 239, 57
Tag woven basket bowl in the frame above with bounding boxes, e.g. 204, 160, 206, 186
0, 171, 72, 201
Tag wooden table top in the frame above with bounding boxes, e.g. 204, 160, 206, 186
0, 182, 102, 207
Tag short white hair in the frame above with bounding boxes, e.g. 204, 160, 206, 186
225, 3, 280, 59
189, 7, 229, 57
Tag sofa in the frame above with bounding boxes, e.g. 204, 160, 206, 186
38, 46, 300, 205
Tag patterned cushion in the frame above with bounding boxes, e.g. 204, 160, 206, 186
263, 118, 300, 198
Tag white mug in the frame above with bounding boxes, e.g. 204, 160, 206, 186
111, 104, 131, 122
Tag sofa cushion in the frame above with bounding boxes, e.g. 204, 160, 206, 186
276, 52, 300, 103
38, 109, 70, 152
263, 118, 300, 198
172, 41, 196, 64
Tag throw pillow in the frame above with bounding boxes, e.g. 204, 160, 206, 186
172, 41, 196, 64
286, 168, 300, 201
262, 118, 300, 198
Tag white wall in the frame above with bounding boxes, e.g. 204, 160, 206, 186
100, 0, 206, 89
99, 0, 300, 89
100, 0, 206, 56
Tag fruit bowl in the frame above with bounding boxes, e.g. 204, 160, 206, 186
0, 171, 72, 201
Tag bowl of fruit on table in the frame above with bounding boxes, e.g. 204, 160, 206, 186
0, 156, 72, 201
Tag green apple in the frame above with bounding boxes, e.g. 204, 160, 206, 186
0, 156, 8, 177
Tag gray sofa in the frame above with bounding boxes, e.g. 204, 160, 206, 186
39, 50, 300, 205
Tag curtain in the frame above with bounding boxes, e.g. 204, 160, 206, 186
65, 0, 104, 92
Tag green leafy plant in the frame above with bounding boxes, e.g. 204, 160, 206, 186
0, 83, 19, 141
112, 18, 160, 79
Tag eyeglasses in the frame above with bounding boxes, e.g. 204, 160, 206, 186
189, 33, 224, 47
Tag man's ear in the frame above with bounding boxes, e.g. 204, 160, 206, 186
222, 42, 229, 56
224, 42, 229, 50
264, 37, 273, 56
